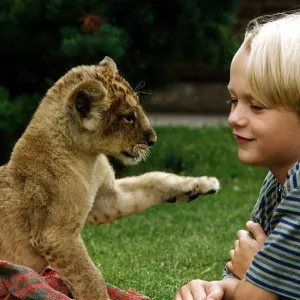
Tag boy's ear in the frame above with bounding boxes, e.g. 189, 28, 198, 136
99, 56, 118, 73
68, 80, 108, 131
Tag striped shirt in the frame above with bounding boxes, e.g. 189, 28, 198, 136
223, 160, 300, 300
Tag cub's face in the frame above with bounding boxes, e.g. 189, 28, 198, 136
65, 57, 157, 165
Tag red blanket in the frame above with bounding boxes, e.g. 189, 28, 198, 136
0, 261, 150, 299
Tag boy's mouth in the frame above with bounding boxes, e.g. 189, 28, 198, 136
234, 134, 254, 144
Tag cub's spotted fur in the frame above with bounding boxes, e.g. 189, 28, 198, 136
0, 57, 220, 300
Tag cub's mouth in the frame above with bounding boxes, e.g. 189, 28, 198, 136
121, 151, 138, 159
119, 145, 149, 165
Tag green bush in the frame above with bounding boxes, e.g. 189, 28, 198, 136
0, 86, 40, 163
0, 0, 242, 161
0, 0, 128, 96
0, 0, 241, 96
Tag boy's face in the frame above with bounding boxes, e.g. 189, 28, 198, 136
228, 46, 300, 179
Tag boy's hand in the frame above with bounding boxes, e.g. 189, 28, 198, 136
174, 280, 224, 300
226, 221, 267, 279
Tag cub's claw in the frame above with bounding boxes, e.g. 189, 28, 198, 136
187, 192, 201, 202
205, 189, 218, 195
185, 188, 201, 201
166, 197, 177, 203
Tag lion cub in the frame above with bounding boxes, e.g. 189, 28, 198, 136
0, 57, 219, 299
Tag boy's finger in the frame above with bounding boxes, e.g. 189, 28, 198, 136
237, 230, 255, 245
174, 293, 182, 300
207, 284, 224, 300
225, 261, 233, 272
229, 249, 234, 259
189, 280, 207, 299
246, 221, 267, 245
175, 286, 194, 300
234, 239, 239, 248
237, 229, 251, 240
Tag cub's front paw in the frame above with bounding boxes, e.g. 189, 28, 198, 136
186, 176, 220, 201
167, 176, 220, 203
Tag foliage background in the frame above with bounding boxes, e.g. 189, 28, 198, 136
0, 0, 242, 164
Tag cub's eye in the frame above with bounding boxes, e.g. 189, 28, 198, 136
123, 112, 135, 123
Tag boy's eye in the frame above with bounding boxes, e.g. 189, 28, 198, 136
226, 98, 238, 106
249, 103, 265, 111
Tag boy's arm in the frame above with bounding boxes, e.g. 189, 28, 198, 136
232, 279, 279, 300
220, 269, 279, 300
217, 278, 279, 300
174, 277, 279, 300
219, 278, 239, 300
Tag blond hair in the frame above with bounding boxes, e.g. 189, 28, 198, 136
243, 11, 300, 112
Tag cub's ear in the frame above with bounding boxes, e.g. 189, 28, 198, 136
67, 80, 109, 131
99, 56, 118, 73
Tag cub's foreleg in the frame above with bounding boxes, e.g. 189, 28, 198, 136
86, 172, 219, 225
31, 229, 109, 300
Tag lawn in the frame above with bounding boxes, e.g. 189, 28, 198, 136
82, 125, 267, 300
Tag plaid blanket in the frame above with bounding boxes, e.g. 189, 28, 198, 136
0, 261, 150, 300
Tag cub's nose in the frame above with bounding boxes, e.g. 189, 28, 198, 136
145, 130, 157, 146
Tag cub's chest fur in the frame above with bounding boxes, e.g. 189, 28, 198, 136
69, 155, 112, 216
67, 158, 100, 210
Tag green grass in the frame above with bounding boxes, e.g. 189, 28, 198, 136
82, 125, 267, 299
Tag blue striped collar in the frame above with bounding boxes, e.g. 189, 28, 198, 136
265, 160, 300, 196
283, 160, 300, 194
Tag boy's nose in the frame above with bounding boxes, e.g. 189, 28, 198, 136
228, 106, 248, 128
